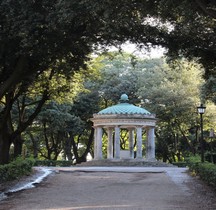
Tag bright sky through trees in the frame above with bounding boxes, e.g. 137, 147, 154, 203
109, 42, 166, 58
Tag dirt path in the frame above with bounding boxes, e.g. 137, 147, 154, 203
0, 168, 216, 210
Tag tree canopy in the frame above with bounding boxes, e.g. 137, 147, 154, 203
3, 1, 215, 100
1, 0, 216, 164
0, 0, 160, 164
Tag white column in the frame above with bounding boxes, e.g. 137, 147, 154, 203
114, 126, 120, 159
136, 126, 143, 159
129, 128, 134, 159
107, 127, 113, 159
94, 126, 97, 159
95, 127, 103, 160
146, 127, 156, 161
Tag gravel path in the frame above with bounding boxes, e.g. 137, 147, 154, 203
0, 167, 216, 210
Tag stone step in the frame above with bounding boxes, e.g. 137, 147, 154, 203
77, 159, 175, 167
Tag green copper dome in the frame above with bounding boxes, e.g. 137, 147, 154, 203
98, 94, 151, 115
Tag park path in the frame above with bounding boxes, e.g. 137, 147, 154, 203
0, 167, 216, 210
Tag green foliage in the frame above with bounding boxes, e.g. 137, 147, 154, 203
186, 155, 216, 190
157, 1, 216, 76
25, 91, 98, 162
0, 158, 35, 183
185, 155, 201, 172
1, 0, 216, 165
5, 50, 216, 165
91, 52, 142, 107
137, 58, 205, 162
202, 77, 216, 104
1, 0, 163, 164
88, 53, 216, 163
154, 1, 216, 103
34, 160, 74, 167
205, 152, 216, 164
172, 162, 187, 168
28, 101, 82, 160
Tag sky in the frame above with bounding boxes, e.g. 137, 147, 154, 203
109, 42, 166, 59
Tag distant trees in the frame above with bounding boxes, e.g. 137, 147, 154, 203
0, 0, 161, 164
87, 53, 216, 162
160, 1, 216, 74
1, 1, 216, 164
154, 1, 216, 103
6, 51, 216, 163
136, 59, 204, 161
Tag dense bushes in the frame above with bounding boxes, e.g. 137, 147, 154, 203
186, 156, 216, 190
205, 152, 216, 164
0, 159, 74, 183
172, 161, 187, 167
0, 158, 35, 183
34, 160, 74, 167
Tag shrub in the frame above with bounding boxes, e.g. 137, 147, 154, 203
186, 155, 216, 190
185, 155, 201, 172
205, 152, 216, 164
0, 158, 35, 183
172, 162, 187, 167
34, 160, 74, 167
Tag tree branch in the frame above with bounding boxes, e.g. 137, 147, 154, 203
0, 56, 28, 100
11, 90, 49, 141
195, 0, 216, 19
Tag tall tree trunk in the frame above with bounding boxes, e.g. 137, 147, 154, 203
80, 127, 94, 161
70, 128, 95, 164
65, 137, 73, 161
70, 134, 79, 162
29, 133, 38, 158
0, 93, 14, 164
13, 134, 23, 158
0, 128, 11, 164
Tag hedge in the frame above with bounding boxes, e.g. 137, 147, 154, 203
0, 158, 35, 183
172, 161, 187, 167
34, 160, 74, 167
186, 155, 216, 190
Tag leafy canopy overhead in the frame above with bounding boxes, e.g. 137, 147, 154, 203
1, 0, 215, 100
157, 1, 216, 76
0, 0, 166, 100
1, 0, 216, 165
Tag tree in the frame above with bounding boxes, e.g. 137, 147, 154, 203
97, 52, 140, 106
21, 52, 215, 163
0, 0, 169, 164
31, 102, 81, 160
156, 1, 216, 72
69, 91, 100, 163
0, 0, 169, 102
137, 58, 205, 161
92, 54, 207, 161
153, 1, 216, 102
1, 1, 216, 164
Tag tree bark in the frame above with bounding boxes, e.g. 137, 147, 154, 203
13, 134, 24, 158
80, 127, 94, 161
0, 127, 11, 164
195, 0, 216, 18
0, 56, 28, 101
29, 133, 38, 158
0, 92, 14, 164
70, 134, 79, 162
0, 88, 48, 164
65, 137, 73, 160
70, 127, 95, 164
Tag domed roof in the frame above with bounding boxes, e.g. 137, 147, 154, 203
98, 94, 151, 115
